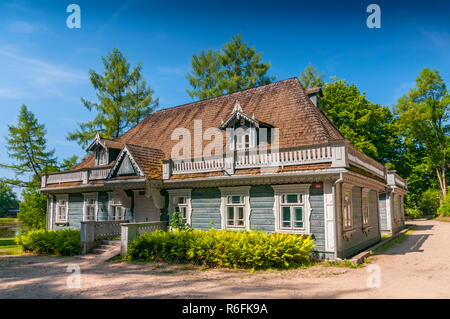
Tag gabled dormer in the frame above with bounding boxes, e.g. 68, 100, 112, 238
86, 133, 122, 166
220, 101, 274, 151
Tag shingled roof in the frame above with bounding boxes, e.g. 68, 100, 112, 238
72, 77, 345, 172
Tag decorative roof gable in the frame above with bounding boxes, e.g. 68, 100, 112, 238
220, 101, 261, 129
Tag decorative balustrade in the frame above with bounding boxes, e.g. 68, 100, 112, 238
46, 171, 83, 184
88, 167, 110, 180
120, 221, 168, 255
80, 220, 129, 254
172, 157, 224, 174
347, 145, 386, 178
42, 167, 112, 187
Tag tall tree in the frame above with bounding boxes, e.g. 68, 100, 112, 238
0, 181, 19, 216
0, 105, 57, 187
67, 48, 159, 147
321, 80, 401, 165
186, 49, 224, 100
299, 63, 325, 89
220, 33, 275, 94
395, 67, 449, 197
186, 33, 275, 100
18, 187, 47, 229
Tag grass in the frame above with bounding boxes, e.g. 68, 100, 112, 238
0, 218, 23, 256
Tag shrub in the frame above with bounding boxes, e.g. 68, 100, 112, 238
15, 229, 81, 256
419, 189, 441, 216
438, 192, 450, 217
126, 229, 315, 270
406, 208, 422, 219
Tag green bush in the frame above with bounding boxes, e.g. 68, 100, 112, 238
419, 189, 441, 216
126, 229, 315, 270
406, 208, 422, 219
438, 192, 450, 217
15, 229, 81, 256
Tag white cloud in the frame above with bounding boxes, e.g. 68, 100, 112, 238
7, 20, 48, 34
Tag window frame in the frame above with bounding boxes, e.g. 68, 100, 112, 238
55, 194, 69, 224
273, 184, 311, 234
362, 188, 370, 227
96, 147, 108, 166
83, 192, 98, 222
342, 184, 353, 231
219, 186, 250, 231
167, 189, 192, 226
108, 192, 126, 221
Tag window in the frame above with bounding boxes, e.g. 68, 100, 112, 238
109, 194, 126, 221
231, 126, 256, 151
55, 195, 69, 223
219, 187, 250, 230
168, 189, 192, 226
393, 195, 399, 221
97, 148, 108, 165
280, 194, 304, 229
273, 184, 311, 233
342, 185, 353, 230
362, 189, 370, 226
83, 193, 98, 221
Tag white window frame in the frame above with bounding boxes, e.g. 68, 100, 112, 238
108, 192, 126, 221
83, 192, 98, 222
342, 184, 353, 231
167, 189, 192, 226
273, 184, 311, 234
219, 186, 251, 231
230, 126, 256, 151
362, 188, 370, 226
55, 194, 69, 224
96, 147, 108, 166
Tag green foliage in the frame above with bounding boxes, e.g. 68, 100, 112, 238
299, 63, 325, 89
67, 48, 159, 147
321, 80, 401, 164
18, 187, 47, 230
15, 229, 81, 256
406, 208, 422, 219
0, 105, 57, 188
419, 188, 441, 216
59, 155, 79, 171
438, 192, 450, 217
395, 67, 449, 196
126, 229, 315, 270
186, 33, 275, 100
0, 181, 19, 216
169, 211, 186, 231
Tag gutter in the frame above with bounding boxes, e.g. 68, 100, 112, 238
332, 171, 344, 260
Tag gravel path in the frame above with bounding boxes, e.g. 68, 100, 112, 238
1, 219, 449, 298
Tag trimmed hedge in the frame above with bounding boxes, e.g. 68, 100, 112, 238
15, 229, 81, 256
126, 229, 315, 270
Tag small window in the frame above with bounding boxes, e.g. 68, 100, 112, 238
109, 195, 125, 221
219, 187, 250, 230
226, 195, 245, 228
173, 196, 188, 224
343, 189, 353, 230
362, 196, 369, 226
83, 194, 98, 221
168, 190, 192, 226
279, 193, 305, 230
56, 196, 69, 223
97, 148, 108, 166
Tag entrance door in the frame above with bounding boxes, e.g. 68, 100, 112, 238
133, 190, 160, 222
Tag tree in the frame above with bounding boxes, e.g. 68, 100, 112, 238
67, 48, 159, 147
395, 67, 449, 197
0, 105, 57, 188
299, 63, 325, 89
18, 187, 47, 229
321, 80, 401, 164
0, 181, 19, 217
59, 155, 79, 171
186, 49, 224, 100
186, 33, 275, 100
220, 33, 275, 94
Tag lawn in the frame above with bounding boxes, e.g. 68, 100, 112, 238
0, 218, 23, 256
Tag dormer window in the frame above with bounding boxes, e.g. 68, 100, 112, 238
96, 148, 108, 166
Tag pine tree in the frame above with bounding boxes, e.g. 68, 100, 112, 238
186, 33, 275, 100
299, 63, 325, 89
0, 105, 57, 188
67, 48, 159, 147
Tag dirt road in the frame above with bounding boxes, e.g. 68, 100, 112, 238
1, 219, 449, 298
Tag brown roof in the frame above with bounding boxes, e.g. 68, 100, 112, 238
70, 78, 344, 176
124, 144, 164, 179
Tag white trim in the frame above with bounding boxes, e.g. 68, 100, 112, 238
323, 182, 336, 252
362, 188, 370, 226
48, 195, 54, 230
167, 189, 192, 226
108, 192, 126, 221
219, 186, 251, 231
82, 192, 98, 222
342, 183, 353, 231
55, 194, 69, 223
272, 184, 311, 234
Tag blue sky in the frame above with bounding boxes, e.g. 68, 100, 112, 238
0, 0, 449, 195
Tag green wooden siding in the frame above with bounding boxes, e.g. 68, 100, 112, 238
190, 187, 222, 230
249, 185, 275, 232
309, 184, 325, 252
